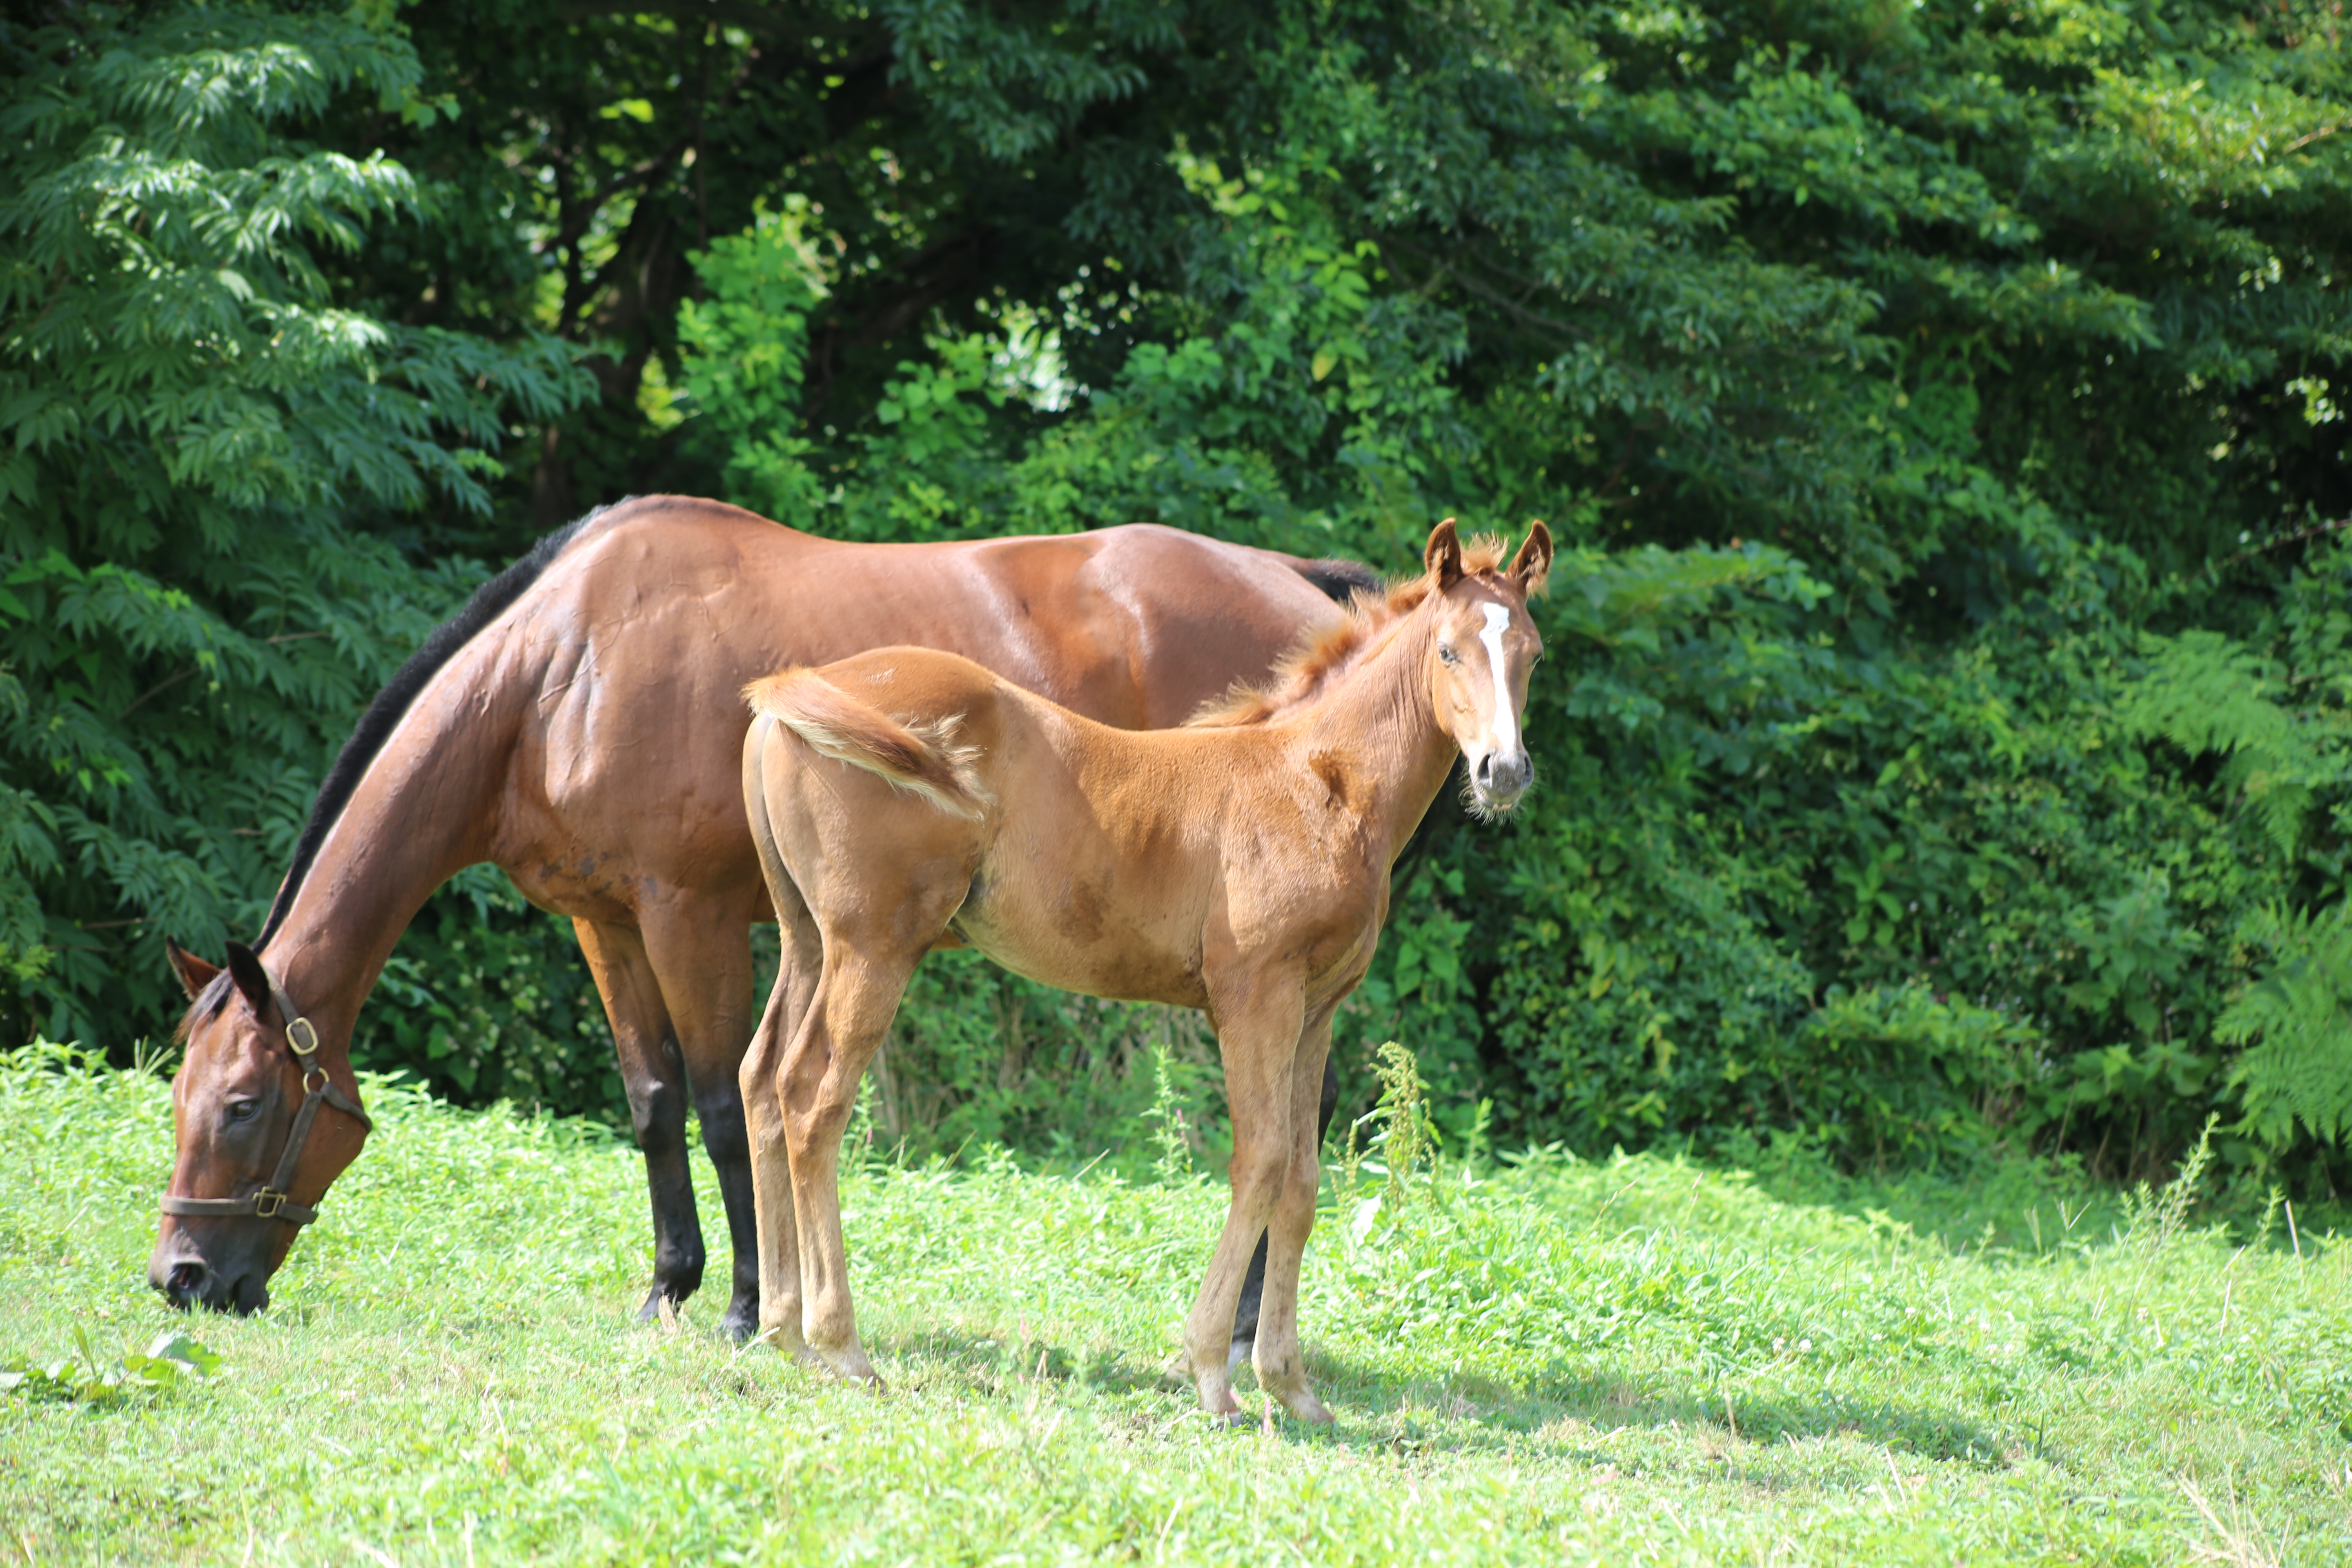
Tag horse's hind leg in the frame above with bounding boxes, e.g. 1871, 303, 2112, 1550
1249, 1008, 1337, 1424
575, 918, 704, 1320
740, 923, 816, 1358
740, 729, 821, 1356
778, 941, 930, 1384
637, 896, 764, 1342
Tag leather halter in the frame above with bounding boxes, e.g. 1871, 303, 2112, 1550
158, 963, 372, 1228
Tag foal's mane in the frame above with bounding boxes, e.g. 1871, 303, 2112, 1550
249, 501, 626, 951
1187, 534, 1514, 728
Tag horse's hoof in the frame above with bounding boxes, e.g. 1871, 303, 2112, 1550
816, 1345, 884, 1388
1193, 1379, 1243, 1419
1276, 1388, 1334, 1425
747, 1323, 820, 1365
716, 1305, 759, 1344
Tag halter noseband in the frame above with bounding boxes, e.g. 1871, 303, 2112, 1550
158, 962, 373, 1228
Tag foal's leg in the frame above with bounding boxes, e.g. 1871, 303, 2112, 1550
1183, 976, 1306, 1417
575, 918, 704, 1320
638, 897, 764, 1341
739, 829, 823, 1357
1229, 1055, 1341, 1371
739, 941, 817, 1358
778, 943, 928, 1384
1250, 1009, 1337, 1423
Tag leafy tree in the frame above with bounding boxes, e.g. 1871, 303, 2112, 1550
10, 0, 2352, 1196
0, 4, 589, 1046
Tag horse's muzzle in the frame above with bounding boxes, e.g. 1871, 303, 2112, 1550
151, 1256, 267, 1315
1473, 749, 1533, 812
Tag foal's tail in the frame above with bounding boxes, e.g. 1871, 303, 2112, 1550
745, 669, 989, 822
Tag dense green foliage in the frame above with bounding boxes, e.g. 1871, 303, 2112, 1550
7, 1045, 2351, 1562
5, 1, 2350, 1192
0, 4, 593, 1074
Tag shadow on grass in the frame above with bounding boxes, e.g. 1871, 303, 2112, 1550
873, 1324, 1179, 1399
1299, 1352, 2012, 1467
853, 1327, 2009, 1472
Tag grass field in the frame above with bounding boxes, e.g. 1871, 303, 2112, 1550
3, 1042, 2348, 1566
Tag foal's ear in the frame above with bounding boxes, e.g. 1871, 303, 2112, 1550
1423, 518, 1464, 591
164, 938, 220, 1001
1509, 521, 1554, 597
222, 940, 273, 1017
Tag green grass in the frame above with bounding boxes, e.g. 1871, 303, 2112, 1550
3, 1043, 2349, 1566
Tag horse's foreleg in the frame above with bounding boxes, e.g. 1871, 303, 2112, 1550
575, 918, 703, 1319
1229, 1054, 1341, 1371
638, 899, 763, 1342
1249, 1009, 1337, 1424
1184, 977, 1305, 1418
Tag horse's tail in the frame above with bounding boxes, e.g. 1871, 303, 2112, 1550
745, 669, 989, 822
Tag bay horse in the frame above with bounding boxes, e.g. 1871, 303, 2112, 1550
741, 518, 1550, 1418
150, 496, 1375, 1337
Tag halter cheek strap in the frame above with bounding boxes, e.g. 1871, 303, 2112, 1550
158, 967, 373, 1228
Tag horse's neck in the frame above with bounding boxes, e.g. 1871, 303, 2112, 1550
258, 637, 530, 1052
1289, 608, 1455, 864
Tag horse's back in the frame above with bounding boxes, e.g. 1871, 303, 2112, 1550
483, 499, 1341, 922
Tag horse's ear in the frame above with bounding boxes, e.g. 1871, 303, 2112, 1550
1509, 521, 1554, 597
221, 941, 272, 1016
164, 939, 220, 1000
1423, 518, 1464, 591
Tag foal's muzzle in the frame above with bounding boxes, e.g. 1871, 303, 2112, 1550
1473, 749, 1533, 811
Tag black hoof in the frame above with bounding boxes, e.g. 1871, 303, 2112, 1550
716, 1301, 758, 1344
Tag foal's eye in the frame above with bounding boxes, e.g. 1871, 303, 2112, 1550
1438, 644, 1459, 665
227, 1098, 260, 1123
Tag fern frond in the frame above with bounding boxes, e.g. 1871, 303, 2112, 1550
2216, 902, 2352, 1147
2119, 630, 2340, 858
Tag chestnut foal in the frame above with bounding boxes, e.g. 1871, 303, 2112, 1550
739, 519, 1550, 1419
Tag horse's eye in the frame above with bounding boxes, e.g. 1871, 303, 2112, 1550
227, 1098, 260, 1123
1439, 644, 1459, 665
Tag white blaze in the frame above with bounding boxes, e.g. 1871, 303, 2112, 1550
1479, 602, 1519, 757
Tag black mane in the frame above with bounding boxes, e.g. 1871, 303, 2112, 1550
253, 504, 618, 948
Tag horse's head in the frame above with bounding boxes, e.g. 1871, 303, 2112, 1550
148, 939, 372, 1314
1420, 517, 1552, 817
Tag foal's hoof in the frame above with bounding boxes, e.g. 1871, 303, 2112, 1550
1192, 1377, 1244, 1420
748, 1324, 823, 1366
814, 1344, 885, 1388
716, 1301, 760, 1345
1274, 1387, 1334, 1425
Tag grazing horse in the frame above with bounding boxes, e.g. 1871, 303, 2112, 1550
741, 518, 1550, 1418
149, 496, 1375, 1334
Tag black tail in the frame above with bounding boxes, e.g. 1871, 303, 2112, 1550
1293, 557, 1381, 605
